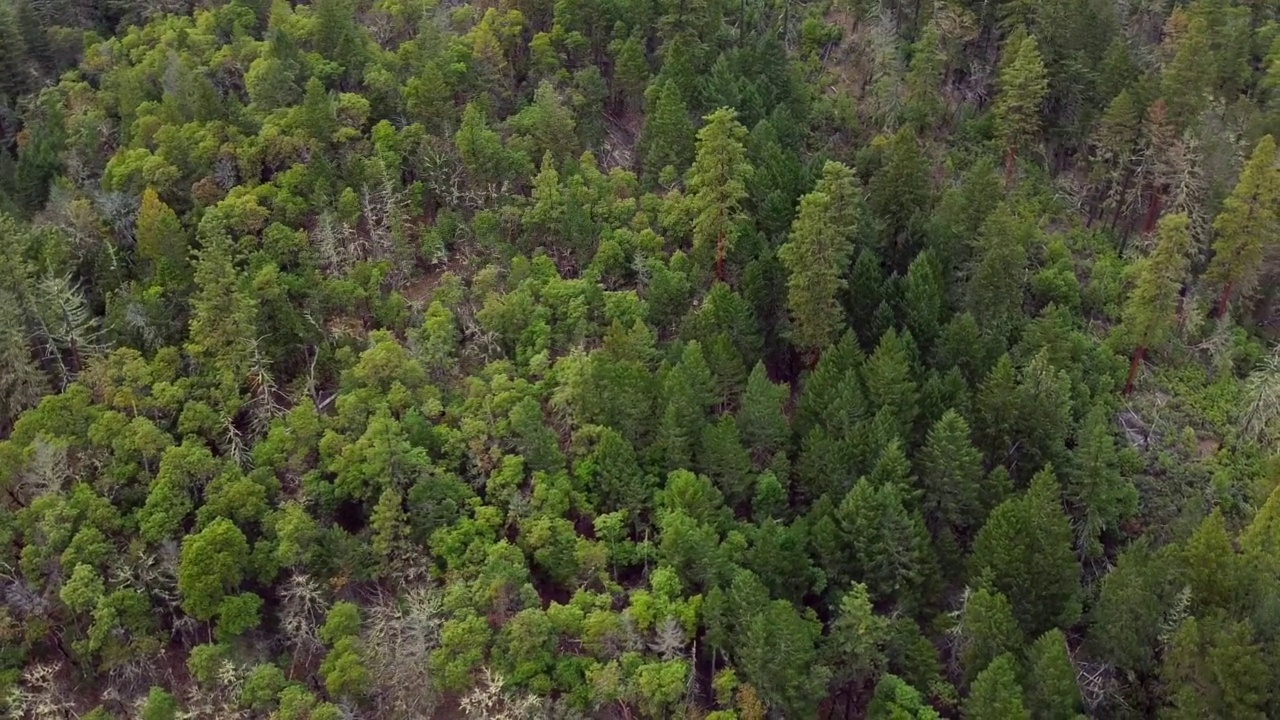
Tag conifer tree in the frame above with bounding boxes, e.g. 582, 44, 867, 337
688, 108, 752, 281
1025, 629, 1082, 720
918, 409, 984, 535
965, 653, 1031, 720
1158, 11, 1213, 130
1085, 541, 1177, 675
863, 328, 919, 445
847, 248, 887, 347
312, 0, 368, 86
777, 161, 860, 359
1065, 403, 1137, 555
813, 477, 937, 612
866, 129, 931, 271
1119, 212, 1192, 393
901, 249, 946, 351
1161, 615, 1271, 719
959, 587, 1023, 681
966, 203, 1033, 346
1182, 510, 1248, 615
135, 188, 187, 284
970, 468, 1081, 636
738, 362, 790, 463
993, 33, 1049, 182
186, 216, 257, 409
1206, 135, 1279, 317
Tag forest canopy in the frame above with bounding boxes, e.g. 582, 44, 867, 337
1, 0, 1280, 716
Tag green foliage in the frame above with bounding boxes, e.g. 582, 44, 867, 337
178, 518, 250, 621
1024, 629, 1082, 720
970, 469, 1081, 637
965, 653, 1031, 720
0, 0, 1276, 715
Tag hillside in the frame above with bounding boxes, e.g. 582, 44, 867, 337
1, 0, 1280, 717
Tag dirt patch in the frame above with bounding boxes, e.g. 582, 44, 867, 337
1197, 436, 1221, 458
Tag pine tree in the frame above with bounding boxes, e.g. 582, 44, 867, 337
738, 362, 790, 463
903, 22, 945, 132
813, 477, 938, 612
1158, 11, 1213, 130
847, 248, 887, 348
186, 216, 257, 410
866, 129, 931, 271
1182, 510, 1248, 615
901, 249, 946, 351
657, 341, 717, 470
918, 409, 985, 535
640, 80, 695, 185
965, 653, 1031, 720
1161, 614, 1271, 719
688, 108, 752, 281
1065, 403, 1137, 556
612, 33, 650, 112
993, 33, 1049, 182
312, 0, 368, 86
778, 161, 860, 358
959, 587, 1024, 681
1206, 135, 1279, 317
698, 415, 753, 507
135, 188, 188, 284
1025, 630, 1082, 720
1088, 541, 1179, 674
863, 328, 919, 445
966, 203, 1034, 346
1120, 212, 1192, 393
970, 468, 1081, 636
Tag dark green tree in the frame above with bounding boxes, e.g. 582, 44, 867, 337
970, 468, 1081, 636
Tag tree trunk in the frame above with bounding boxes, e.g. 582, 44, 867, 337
1218, 280, 1235, 318
1124, 345, 1146, 395
1142, 186, 1162, 234
1004, 145, 1018, 185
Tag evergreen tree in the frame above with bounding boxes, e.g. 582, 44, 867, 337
1065, 403, 1137, 556
135, 188, 188, 284
966, 203, 1034, 346
863, 328, 919, 445
1120, 212, 1192, 393
970, 468, 1081, 637
778, 161, 860, 358
185, 217, 257, 410
1025, 629, 1082, 720
965, 653, 1031, 720
1206, 135, 1279, 317
901, 249, 946, 351
847, 248, 888, 348
813, 476, 937, 612
698, 415, 753, 507
738, 362, 790, 463
312, 0, 368, 86
1087, 541, 1179, 674
918, 409, 985, 536
1161, 614, 1271, 720
959, 587, 1023, 681
866, 129, 931, 271
993, 33, 1049, 182
688, 108, 752, 281
1158, 11, 1213, 130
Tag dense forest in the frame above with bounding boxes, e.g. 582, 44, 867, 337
1, 0, 1280, 715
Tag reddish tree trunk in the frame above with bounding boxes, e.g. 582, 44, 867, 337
1124, 345, 1146, 395
1142, 186, 1162, 234
1004, 145, 1018, 185
1218, 280, 1235, 318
